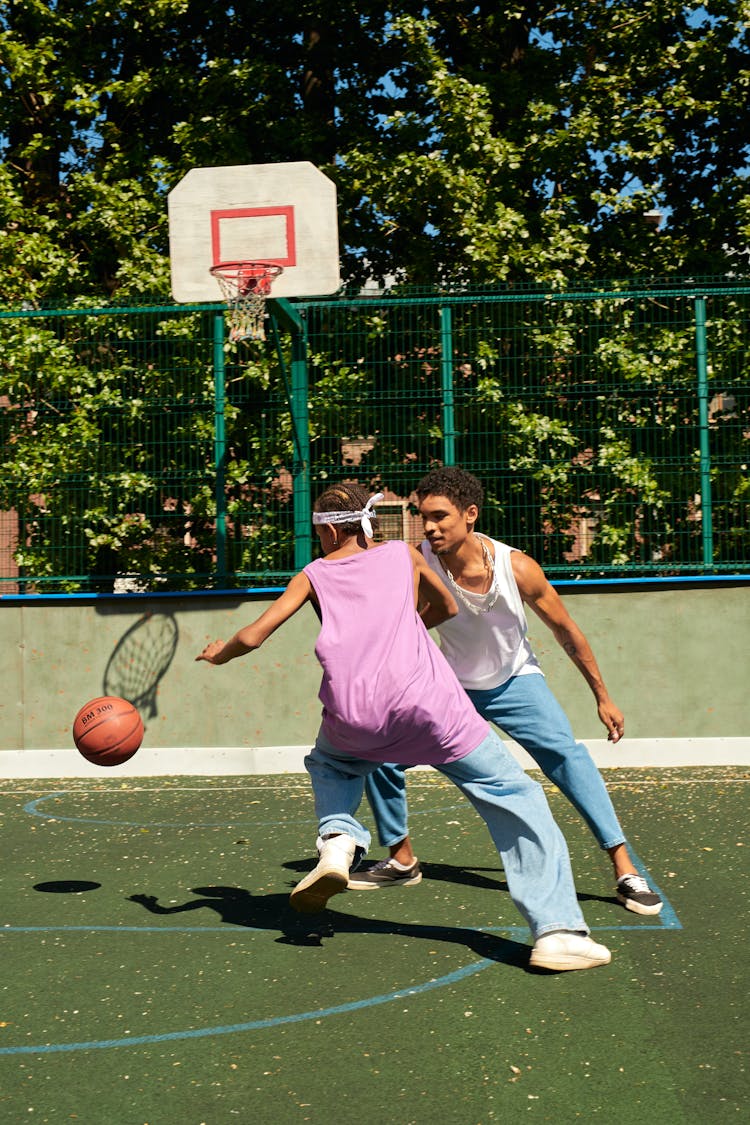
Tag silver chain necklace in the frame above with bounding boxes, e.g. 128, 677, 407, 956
440, 537, 501, 616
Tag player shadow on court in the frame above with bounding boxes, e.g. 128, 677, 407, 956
283, 857, 509, 893
127, 886, 529, 968
280, 859, 617, 909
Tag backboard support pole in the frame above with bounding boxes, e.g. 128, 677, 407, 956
213, 311, 227, 582
266, 299, 311, 568
267, 297, 304, 334
288, 316, 312, 570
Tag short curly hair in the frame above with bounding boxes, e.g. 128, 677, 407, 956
414, 466, 484, 515
313, 482, 379, 536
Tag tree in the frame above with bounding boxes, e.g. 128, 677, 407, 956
340, 1, 750, 287
2, 2, 749, 301
1, 3, 748, 588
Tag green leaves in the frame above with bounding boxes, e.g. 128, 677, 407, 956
1, 3, 748, 587
1, 2, 748, 298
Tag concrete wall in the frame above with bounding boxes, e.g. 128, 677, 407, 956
1, 583, 748, 776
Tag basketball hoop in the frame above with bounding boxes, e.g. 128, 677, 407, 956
209, 261, 283, 343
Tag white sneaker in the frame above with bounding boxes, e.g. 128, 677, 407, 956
290, 834, 357, 914
529, 931, 612, 972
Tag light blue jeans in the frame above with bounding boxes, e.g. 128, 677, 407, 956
305, 728, 589, 940
365, 673, 626, 853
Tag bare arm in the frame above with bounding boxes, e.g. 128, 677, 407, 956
196, 571, 314, 666
409, 544, 459, 629
512, 552, 625, 743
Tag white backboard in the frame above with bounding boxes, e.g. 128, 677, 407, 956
168, 161, 341, 302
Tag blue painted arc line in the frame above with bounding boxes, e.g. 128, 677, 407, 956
22, 792, 304, 829
0, 921, 679, 935
0, 924, 678, 940
22, 791, 464, 829
0, 958, 495, 1056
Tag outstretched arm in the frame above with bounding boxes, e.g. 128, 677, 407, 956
196, 570, 314, 666
409, 544, 459, 629
512, 552, 625, 743
128, 894, 203, 914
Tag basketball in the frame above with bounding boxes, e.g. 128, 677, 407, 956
73, 696, 144, 766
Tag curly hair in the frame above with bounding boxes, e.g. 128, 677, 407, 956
414, 466, 484, 515
313, 482, 379, 536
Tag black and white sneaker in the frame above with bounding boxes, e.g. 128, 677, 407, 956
347, 858, 422, 890
616, 873, 663, 915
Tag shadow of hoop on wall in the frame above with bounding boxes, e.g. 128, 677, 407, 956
103, 612, 179, 722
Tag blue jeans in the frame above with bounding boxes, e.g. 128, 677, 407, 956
365, 674, 626, 852
305, 728, 588, 940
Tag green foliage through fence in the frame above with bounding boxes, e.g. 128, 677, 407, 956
1, 280, 748, 594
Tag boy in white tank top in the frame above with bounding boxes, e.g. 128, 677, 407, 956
353, 467, 662, 917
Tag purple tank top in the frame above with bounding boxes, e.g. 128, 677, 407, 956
304, 540, 488, 764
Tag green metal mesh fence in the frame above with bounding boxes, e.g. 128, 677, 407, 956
0, 305, 295, 593
1, 281, 748, 594
303, 284, 750, 577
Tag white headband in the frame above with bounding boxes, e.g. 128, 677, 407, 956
312, 492, 384, 538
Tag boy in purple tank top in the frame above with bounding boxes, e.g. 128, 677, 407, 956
197, 484, 611, 972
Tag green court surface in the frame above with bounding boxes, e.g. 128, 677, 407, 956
1, 767, 747, 1124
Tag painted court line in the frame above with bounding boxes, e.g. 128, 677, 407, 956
0, 960, 498, 1056
20, 789, 464, 829
1, 918, 680, 935
1, 778, 686, 1056
21, 791, 295, 829
0, 910, 681, 1057
0, 908, 681, 1057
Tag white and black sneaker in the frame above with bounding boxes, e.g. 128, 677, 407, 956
347, 857, 422, 890
617, 873, 663, 916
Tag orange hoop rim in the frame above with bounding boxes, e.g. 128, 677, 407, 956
209, 261, 284, 296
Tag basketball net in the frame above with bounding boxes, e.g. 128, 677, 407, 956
209, 261, 284, 343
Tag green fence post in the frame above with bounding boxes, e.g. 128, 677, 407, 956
290, 320, 312, 569
694, 295, 714, 565
213, 312, 227, 583
269, 299, 312, 571
440, 305, 456, 465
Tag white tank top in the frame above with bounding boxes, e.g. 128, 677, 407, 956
421, 535, 543, 690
